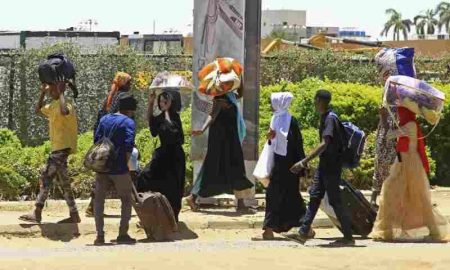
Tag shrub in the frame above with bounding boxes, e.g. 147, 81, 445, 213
0, 165, 29, 200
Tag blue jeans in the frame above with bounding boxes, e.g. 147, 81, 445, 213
299, 165, 353, 240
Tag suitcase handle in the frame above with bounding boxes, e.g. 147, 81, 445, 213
130, 178, 142, 204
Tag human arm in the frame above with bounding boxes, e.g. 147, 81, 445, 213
290, 139, 328, 174
35, 84, 47, 115
192, 100, 222, 136
94, 120, 104, 144
57, 82, 70, 116
124, 119, 136, 162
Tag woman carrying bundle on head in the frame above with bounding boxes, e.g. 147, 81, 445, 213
136, 90, 186, 222
370, 106, 449, 242
185, 58, 254, 213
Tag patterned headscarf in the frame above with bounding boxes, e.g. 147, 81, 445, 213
105, 72, 132, 111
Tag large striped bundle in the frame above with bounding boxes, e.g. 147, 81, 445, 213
198, 58, 243, 97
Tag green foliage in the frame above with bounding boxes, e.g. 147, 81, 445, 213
0, 165, 28, 200
0, 129, 21, 148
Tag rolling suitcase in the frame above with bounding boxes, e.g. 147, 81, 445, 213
131, 184, 178, 241
320, 179, 377, 237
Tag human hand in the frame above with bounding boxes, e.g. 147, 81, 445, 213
290, 159, 308, 174
40, 83, 49, 93
267, 129, 276, 140
148, 91, 156, 103
191, 130, 203, 136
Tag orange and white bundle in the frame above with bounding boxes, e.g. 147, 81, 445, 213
198, 58, 243, 97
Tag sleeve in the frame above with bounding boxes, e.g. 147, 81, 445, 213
94, 119, 104, 144
322, 116, 335, 140
290, 118, 306, 162
40, 104, 51, 117
124, 119, 136, 153
149, 115, 161, 137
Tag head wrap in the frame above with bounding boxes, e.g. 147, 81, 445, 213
270, 92, 294, 156
105, 72, 132, 111
396, 106, 429, 174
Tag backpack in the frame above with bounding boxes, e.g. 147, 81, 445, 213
329, 112, 366, 169
84, 117, 126, 173
84, 137, 118, 173
38, 53, 78, 98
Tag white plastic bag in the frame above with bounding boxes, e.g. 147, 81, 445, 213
253, 142, 274, 188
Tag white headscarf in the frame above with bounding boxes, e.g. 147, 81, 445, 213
270, 92, 293, 156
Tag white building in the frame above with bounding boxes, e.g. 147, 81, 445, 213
261, 9, 307, 39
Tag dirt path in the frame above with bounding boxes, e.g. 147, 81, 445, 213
1, 228, 449, 270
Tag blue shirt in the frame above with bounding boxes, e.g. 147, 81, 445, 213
94, 113, 135, 175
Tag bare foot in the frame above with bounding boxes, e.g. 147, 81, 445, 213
185, 195, 199, 212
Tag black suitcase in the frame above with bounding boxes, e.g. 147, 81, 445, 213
320, 179, 377, 237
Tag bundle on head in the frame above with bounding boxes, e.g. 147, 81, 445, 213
198, 58, 243, 97
38, 53, 78, 98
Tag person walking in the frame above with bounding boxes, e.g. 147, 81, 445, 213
287, 90, 354, 246
137, 90, 186, 222
260, 92, 307, 240
371, 48, 416, 206
185, 90, 254, 212
19, 82, 80, 224
86, 72, 132, 217
370, 107, 449, 242
92, 94, 137, 245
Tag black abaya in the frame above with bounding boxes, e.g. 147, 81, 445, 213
137, 112, 186, 221
263, 117, 306, 233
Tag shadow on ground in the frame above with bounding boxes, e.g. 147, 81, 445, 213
19, 222, 81, 242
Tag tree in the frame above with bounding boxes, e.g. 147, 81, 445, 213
414, 9, 438, 36
436, 1, 450, 33
381, 9, 413, 40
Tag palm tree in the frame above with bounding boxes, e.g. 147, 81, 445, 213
436, 1, 450, 33
414, 9, 438, 37
381, 9, 413, 40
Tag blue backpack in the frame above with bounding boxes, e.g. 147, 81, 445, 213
329, 112, 366, 169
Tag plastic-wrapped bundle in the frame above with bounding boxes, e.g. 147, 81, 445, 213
198, 58, 243, 97
383, 75, 445, 125
374, 48, 416, 77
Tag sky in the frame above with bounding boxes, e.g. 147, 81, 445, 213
0, 0, 445, 40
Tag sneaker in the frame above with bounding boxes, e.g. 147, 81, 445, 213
329, 238, 355, 247
94, 235, 105, 246
19, 209, 42, 223
116, 234, 136, 244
